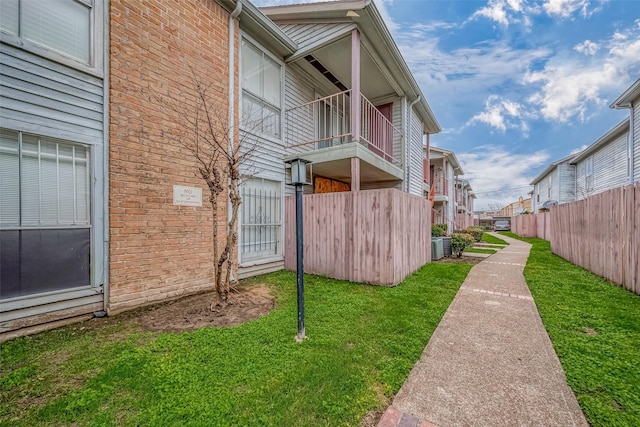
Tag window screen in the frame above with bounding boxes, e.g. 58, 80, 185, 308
0, 129, 91, 299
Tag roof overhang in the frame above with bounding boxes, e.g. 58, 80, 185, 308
218, 0, 297, 57
260, 0, 441, 134
610, 78, 640, 109
430, 146, 464, 175
530, 153, 577, 185
570, 118, 630, 165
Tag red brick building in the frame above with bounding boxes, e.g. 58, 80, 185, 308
108, 0, 234, 314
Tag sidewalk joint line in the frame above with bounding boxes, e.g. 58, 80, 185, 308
484, 261, 526, 266
460, 286, 533, 300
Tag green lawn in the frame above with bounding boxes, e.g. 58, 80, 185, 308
481, 233, 509, 245
0, 264, 472, 427
507, 233, 640, 427
464, 247, 497, 254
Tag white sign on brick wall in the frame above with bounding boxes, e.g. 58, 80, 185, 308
173, 185, 202, 207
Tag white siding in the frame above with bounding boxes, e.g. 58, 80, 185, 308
592, 132, 628, 192
558, 162, 576, 204
575, 161, 587, 201
535, 169, 559, 204
446, 165, 455, 232
634, 102, 640, 183
0, 44, 103, 144
392, 97, 403, 168
575, 131, 629, 199
408, 108, 423, 197
279, 23, 354, 50
283, 64, 319, 197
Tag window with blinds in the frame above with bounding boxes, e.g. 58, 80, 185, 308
241, 39, 282, 138
0, 0, 91, 63
0, 129, 91, 299
0, 129, 90, 228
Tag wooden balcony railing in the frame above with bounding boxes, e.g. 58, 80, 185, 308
360, 95, 402, 166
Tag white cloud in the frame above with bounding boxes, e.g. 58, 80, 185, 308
525, 28, 640, 122
469, 0, 533, 26
543, 0, 590, 18
467, 95, 531, 135
457, 145, 550, 210
574, 40, 599, 55
473, 0, 511, 25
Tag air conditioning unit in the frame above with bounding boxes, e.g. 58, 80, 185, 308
442, 236, 452, 257
431, 238, 444, 260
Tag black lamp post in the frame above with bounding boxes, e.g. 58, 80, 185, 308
286, 158, 312, 341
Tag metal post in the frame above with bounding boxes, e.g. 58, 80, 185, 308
295, 183, 305, 341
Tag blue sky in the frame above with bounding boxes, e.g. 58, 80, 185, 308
253, 0, 640, 210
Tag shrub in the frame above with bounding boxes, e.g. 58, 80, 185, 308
451, 233, 475, 257
431, 224, 446, 237
435, 223, 448, 234
463, 226, 484, 242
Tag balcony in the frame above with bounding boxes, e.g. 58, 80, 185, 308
284, 90, 404, 185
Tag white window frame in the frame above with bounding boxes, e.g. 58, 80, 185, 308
240, 35, 284, 141
0, 128, 97, 304
0, 0, 104, 77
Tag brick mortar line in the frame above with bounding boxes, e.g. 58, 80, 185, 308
460, 286, 533, 300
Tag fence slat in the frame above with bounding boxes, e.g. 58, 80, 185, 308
512, 183, 639, 295
284, 188, 431, 286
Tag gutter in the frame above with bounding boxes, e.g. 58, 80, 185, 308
228, 1, 242, 154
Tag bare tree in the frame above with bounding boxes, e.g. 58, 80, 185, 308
155, 40, 258, 309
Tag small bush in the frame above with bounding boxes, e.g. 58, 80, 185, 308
435, 223, 448, 233
451, 233, 475, 257
463, 226, 484, 242
431, 224, 446, 237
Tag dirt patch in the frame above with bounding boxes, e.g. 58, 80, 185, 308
361, 409, 383, 427
138, 284, 275, 333
435, 256, 485, 265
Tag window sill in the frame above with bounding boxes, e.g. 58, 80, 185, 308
239, 256, 284, 268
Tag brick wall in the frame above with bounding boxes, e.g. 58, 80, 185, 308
109, 0, 236, 314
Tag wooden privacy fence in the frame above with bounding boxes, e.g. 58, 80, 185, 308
511, 212, 551, 240
284, 189, 431, 286
512, 183, 639, 295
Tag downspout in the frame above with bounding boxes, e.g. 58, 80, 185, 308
228, 1, 242, 278
102, 1, 110, 314
405, 96, 421, 192
228, 1, 242, 154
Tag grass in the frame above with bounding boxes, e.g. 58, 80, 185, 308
506, 233, 640, 427
481, 233, 509, 245
0, 263, 473, 427
464, 247, 497, 254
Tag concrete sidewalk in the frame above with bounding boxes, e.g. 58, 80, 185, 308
379, 233, 587, 427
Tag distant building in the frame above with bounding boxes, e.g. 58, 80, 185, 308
498, 197, 531, 217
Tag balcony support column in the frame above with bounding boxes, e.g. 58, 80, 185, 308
350, 29, 361, 142
351, 157, 361, 191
